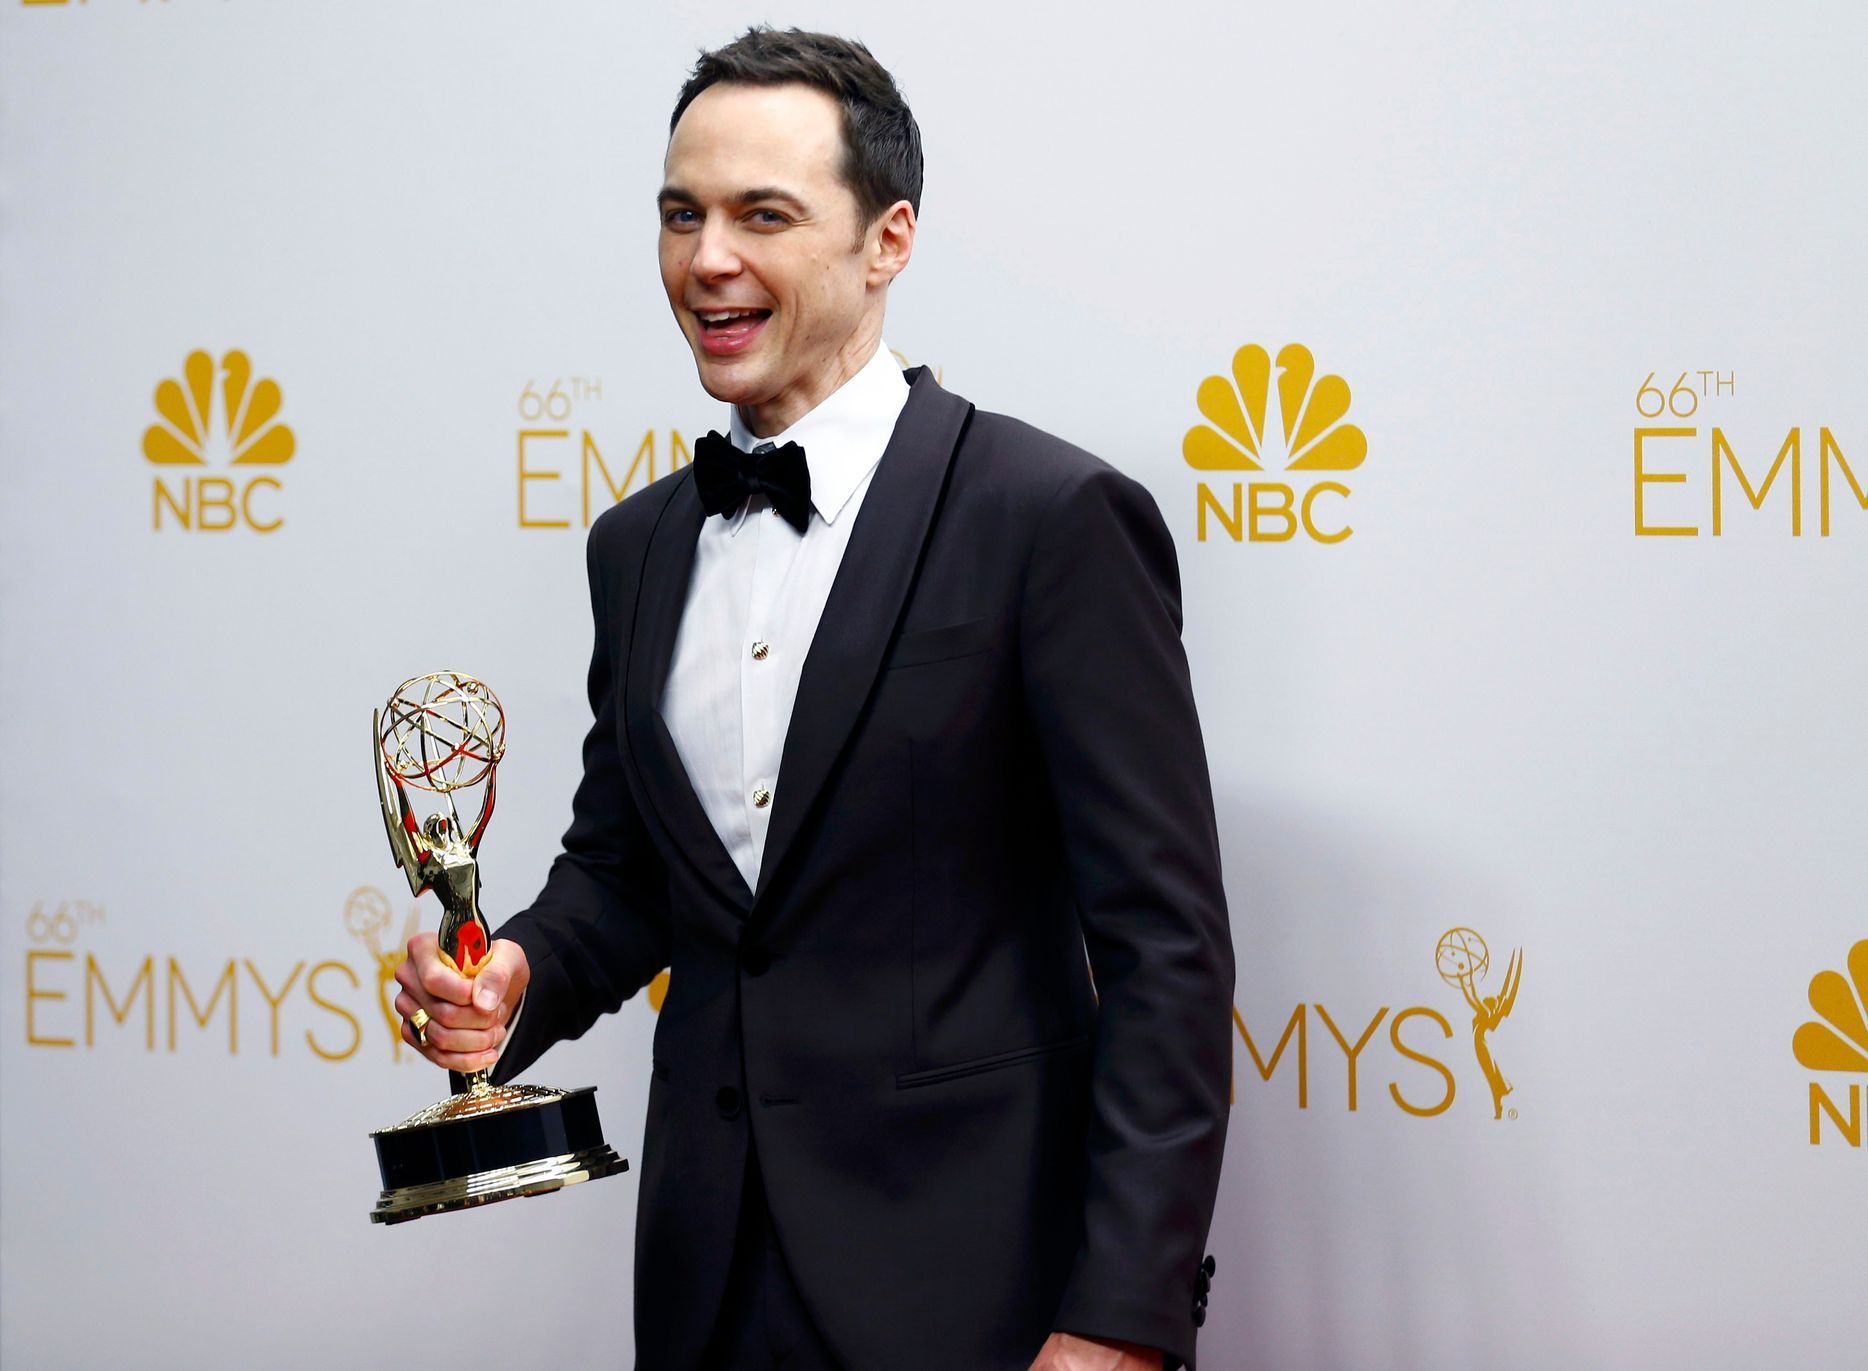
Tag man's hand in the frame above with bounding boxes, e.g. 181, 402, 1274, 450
392, 932, 528, 1073
1027, 1332, 1164, 1370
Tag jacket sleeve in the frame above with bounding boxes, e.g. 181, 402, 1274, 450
1020, 464, 1235, 1371
483, 523, 674, 1087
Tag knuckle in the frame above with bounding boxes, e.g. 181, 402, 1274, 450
418, 964, 456, 1000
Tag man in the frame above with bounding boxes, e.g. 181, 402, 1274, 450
394, 27, 1233, 1371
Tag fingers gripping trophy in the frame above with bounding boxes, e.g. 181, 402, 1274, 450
366, 671, 627, 1224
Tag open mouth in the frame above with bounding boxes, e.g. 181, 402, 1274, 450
695, 308, 772, 355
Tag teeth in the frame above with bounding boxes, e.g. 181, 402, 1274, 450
699, 309, 765, 323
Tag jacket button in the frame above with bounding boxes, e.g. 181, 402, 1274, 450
740, 944, 772, 976
1202, 1254, 1217, 1278
716, 1086, 742, 1119
1192, 1305, 1206, 1328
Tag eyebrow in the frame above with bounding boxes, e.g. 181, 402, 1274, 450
657, 184, 811, 214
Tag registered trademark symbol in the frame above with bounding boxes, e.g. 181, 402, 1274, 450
1508, 1108, 1519, 1121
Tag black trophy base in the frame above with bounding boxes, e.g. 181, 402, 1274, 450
368, 1082, 628, 1225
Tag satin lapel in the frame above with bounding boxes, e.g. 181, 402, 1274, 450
623, 471, 756, 915
752, 369, 974, 907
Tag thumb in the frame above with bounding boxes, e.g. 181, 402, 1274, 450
473, 939, 527, 1013
473, 962, 507, 1013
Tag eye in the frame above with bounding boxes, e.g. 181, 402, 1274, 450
662, 208, 699, 229
748, 209, 789, 228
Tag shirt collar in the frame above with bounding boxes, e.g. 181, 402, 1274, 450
723, 341, 910, 533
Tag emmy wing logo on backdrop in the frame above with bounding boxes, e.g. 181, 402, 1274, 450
143, 348, 295, 532
1793, 939, 1868, 1146
344, 887, 422, 1062
1183, 342, 1367, 544
1436, 927, 1524, 1121
1228, 926, 1525, 1121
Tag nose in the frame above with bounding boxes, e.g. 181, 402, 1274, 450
690, 216, 740, 283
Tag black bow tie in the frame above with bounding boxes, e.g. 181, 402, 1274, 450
693, 430, 813, 533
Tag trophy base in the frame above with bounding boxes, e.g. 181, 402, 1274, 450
368, 1082, 628, 1225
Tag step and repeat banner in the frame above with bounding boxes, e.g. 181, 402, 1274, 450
3, 3, 1864, 1368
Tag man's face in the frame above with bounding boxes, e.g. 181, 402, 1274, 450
659, 82, 895, 434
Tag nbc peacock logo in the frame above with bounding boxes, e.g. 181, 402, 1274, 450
144, 348, 295, 532
1183, 342, 1367, 544
1794, 939, 1868, 1146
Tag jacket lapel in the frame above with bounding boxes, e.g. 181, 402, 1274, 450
623, 473, 758, 915
752, 368, 973, 906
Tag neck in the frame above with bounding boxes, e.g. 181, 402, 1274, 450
736, 318, 885, 438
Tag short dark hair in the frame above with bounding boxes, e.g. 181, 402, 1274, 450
670, 27, 923, 231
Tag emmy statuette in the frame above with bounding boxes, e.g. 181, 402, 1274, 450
365, 671, 628, 1224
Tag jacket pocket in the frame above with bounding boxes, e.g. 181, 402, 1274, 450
885, 616, 995, 670
895, 1033, 1091, 1089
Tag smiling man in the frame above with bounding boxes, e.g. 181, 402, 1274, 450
393, 27, 1234, 1371
657, 78, 899, 437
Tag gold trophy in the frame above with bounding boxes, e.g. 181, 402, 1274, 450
366, 670, 627, 1223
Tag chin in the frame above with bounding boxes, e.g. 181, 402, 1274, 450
692, 356, 769, 407
694, 369, 758, 406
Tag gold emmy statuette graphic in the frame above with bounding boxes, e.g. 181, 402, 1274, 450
1436, 927, 1523, 1121
366, 671, 627, 1224
345, 886, 421, 1062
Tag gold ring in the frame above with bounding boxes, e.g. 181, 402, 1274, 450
410, 1007, 430, 1047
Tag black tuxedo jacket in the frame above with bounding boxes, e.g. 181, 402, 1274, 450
488, 368, 1235, 1370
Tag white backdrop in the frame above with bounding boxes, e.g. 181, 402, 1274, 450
3, 3, 1865, 1368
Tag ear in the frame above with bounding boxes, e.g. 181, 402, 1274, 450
866, 199, 917, 288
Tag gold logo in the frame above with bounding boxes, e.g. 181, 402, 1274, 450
512, 374, 696, 530
144, 348, 294, 531
515, 351, 941, 529
22, 897, 368, 1061
1630, 369, 1864, 537
1226, 926, 1526, 1121
344, 886, 421, 1061
1183, 343, 1365, 544
1435, 927, 1522, 1121
1794, 939, 1868, 1145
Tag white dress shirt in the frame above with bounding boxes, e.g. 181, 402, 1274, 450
662, 340, 911, 893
